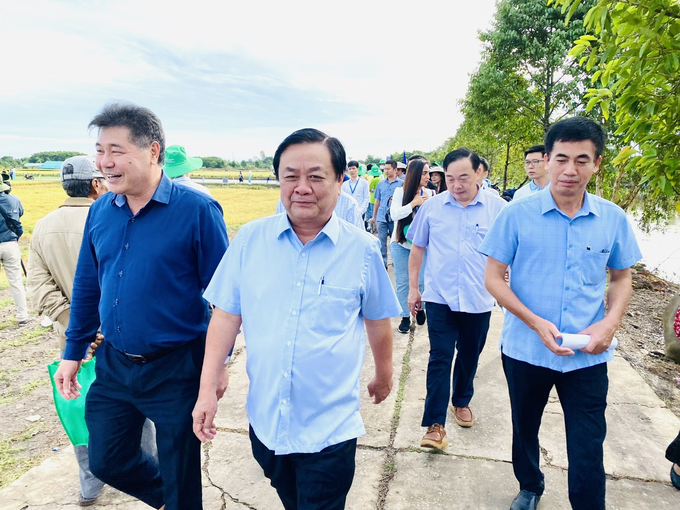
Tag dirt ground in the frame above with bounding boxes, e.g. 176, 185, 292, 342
0, 264, 679, 488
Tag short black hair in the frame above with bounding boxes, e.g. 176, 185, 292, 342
385, 159, 397, 170
544, 117, 606, 159
62, 179, 99, 198
366, 163, 373, 170
479, 157, 490, 174
273, 128, 346, 180
89, 102, 166, 164
443, 147, 480, 172
347, 160, 359, 168
524, 145, 545, 158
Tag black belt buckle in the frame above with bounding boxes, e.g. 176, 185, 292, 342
124, 352, 148, 364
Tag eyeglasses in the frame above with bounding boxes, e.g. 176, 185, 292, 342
524, 159, 542, 167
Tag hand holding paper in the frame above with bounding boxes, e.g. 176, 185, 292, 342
560, 333, 618, 352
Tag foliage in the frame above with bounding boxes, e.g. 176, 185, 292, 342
26, 151, 84, 163
550, 0, 680, 204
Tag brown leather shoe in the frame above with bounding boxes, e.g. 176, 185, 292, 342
451, 405, 474, 427
420, 423, 448, 450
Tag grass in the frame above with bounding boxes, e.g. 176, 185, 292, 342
0, 298, 13, 309
0, 423, 48, 487
0, 378, 49, 405
0, 326, 51, 352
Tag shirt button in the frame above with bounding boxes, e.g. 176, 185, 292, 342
566, 265, 571, 269
301, 253, 307, 258
125, 243, 130, 250
119, 271, 123, 277
117, 326, 121, 332
282, 399, 288, 405
297, 282, 301, 287
283, 372, 290, 378
565, 287, 570, 291
292, 311, 297, 316
131, 218, 135, 223
563, 307, 567, 311
287, 341, 292, 346
568, 244, 573, 248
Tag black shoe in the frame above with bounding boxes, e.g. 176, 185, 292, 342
671, 464, 680, 490
398, 317, 410, 334
510, 490, 540, 510
416, 309, 426, 325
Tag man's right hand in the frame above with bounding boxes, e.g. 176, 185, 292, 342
531, 317, 574, 356
369, 217, 376, 224
54, 359, 83, 400
407, 289, 422, 315
192, 392, 218, 443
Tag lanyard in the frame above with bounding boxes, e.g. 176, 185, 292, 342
349, 179, 359, 195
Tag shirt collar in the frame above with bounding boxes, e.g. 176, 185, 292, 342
112, 171, 171, 208
276, 211, 340, 246
540, 188, 600, 218
60, 197, 94, 208
443, 184, 485, 208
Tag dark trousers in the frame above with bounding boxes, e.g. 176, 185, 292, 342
86, 340, 205, 510
667, 431, 680, 464
421, 303, 490, 427
250, 426, 356, 510
502, 354, 608, 510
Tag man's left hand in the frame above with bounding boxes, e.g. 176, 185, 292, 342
367, 374, 393, 404
579, 319, 616, 355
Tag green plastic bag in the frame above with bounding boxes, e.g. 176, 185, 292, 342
47, 359, 96, 446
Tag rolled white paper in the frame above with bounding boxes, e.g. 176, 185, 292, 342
560, 333, 618, 352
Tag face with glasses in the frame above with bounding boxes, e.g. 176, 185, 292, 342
523, 151, 547, 181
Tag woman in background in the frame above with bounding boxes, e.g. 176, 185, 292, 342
390, 159, 435, 334
429, 166, 447, 194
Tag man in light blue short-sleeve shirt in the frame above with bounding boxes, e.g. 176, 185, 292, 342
192, 128, 400, 510
479, 117, 641, 510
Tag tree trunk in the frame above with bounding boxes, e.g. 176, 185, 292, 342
595, 167, 604, 197
611, 164, 625, 203
503, 141, 511, 191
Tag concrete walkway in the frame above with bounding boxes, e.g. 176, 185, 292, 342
1, 308, 679, 509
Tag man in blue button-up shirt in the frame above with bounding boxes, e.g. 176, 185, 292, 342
406, 147, 506, 451
193, 128, 400, 510
480, 117, 642, 510
54, 103, 229, 510
370, 160, 403, 267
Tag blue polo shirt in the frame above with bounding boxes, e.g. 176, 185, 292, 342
63, 173, 229, 360
373, 177, 403, 223
478, 188, 642, 372
203, 213, 400, 454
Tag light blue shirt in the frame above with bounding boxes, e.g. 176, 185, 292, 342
478, 189, 642, 372
373, 177, 403, 223
512, 180, 548, 200
407, 187, 506, 313
203, 213, 400, 454
342, 177, 370, 215
275, 191, 364, 229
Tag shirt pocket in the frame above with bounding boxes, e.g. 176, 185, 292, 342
310, 285, 361, 336
579, 251, 609, 286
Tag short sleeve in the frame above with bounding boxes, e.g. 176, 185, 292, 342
360, 240, 401, 320
478, 206, 519, 266
406, 200, 430, 248
203, 228, 246, 315
607, 210, 642, 270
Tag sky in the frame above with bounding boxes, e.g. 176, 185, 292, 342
0, 0, 498, 162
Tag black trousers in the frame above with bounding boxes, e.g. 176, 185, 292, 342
85, 339, 205, 510
250, 426, 356, 510
667, 431, 680, 464
502, 354, 608, 510
421, 303, 490, 427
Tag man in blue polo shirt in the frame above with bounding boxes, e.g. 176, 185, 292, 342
370, 159, 402, 267
480, 117, 642, 510
192, 128, 400, 510
53, 102, 229, 510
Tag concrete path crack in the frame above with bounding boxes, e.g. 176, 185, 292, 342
375, 323, 416, 510
202, 444, 257, 510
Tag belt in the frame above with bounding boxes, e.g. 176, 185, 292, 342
122, 343, 189, 364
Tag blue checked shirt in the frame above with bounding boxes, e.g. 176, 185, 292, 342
407, 187, 506, 313
204, 213, 400, 454
478, 189, 642, 372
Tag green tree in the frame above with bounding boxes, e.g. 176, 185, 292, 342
200, 156, 227, 169
27, 151, 85, 163
551, 0, 680, 207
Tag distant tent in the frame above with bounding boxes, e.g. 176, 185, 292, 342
39, 161, 64, 169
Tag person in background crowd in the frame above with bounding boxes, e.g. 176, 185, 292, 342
163, 145, 211, 196
478, 157, 500, 196
429, 166, 447, 194
366, 164, 382, 232
513, 145, 549, 201
342, 160, 369, 219
370, 160, 402, 267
